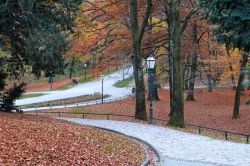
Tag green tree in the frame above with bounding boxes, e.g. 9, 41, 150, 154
199, 0, 250, 118
0, 0, 83, 112
0, 58, 26, 112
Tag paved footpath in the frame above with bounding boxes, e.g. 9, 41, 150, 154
62, 119, 250, 166
16, 67, 133, 108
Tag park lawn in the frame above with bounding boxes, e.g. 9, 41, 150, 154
114, 75, 134, 88
20, 94, 110, 109
55, 83, 76, 90
50, 74, 94, 90
21, 93, 46, 99
103, 69, 118, 76
79, 75, 93, 83
246, 99, 250, 105
0, 113, 145, 165
53, 74, 94, 90
78, 69, 117, 84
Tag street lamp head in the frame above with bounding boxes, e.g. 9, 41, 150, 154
101, 74, 104, 80
84, 63, 87, 68
146, 54, 156, 69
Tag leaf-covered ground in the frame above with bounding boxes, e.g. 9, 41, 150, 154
61, 88, 250, 134
6, 79, 73, 92
0, 113, 145, 165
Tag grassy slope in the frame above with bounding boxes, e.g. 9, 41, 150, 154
114, 75, 134, 88
21, 93, 46, 99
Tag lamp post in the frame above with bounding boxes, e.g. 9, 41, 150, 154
101, 74, 104, 104
146, 55, 156, 124
48, 76, 53, 91
122, 64, 125, 80
83, 63, 87, 80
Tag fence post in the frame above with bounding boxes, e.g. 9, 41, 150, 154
107, 114, 109, 120
247, 135, 249, 144
82, 113, 85, 119
59, 112, 61, 117
198, 126, 201, 134
225, 131, 228, 140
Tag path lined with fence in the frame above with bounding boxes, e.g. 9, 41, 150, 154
27, 111, 249, 144
61, 118, 250, 166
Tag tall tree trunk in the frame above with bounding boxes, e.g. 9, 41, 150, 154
225, 44, 236, 89
130, 0, 152, 120
167, 0, 184, 127
165, 0, 197, 127
233, 51, 248, 118
186, 23, 198, 101
132, 53, 147, 120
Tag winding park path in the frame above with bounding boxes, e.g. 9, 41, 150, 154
16, 67, 133, 110
15, 67, 250, 166
62, 119, 250, 166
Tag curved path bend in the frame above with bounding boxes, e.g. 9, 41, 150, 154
16, 67, 133, 111
62, 119, 250, 166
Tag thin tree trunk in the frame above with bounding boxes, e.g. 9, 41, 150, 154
248, 58, 250, 90
186, 24, 198, 101
207, 74, 213, 92
225, 44, 236, 89
184, 61, 190, 90
207, 31, 213, 92
186, 52, 197, 101
69, 57, 75, 79
233, 51, 248, 118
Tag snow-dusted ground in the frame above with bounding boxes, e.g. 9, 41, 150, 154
16, 67, 133, 107
62, 119, 250, 166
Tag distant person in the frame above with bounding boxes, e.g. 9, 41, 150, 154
132, 87, 136, 94
72, 77, 78, 84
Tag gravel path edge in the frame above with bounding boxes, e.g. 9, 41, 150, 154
63, 120, 160, 166
61, 119, 248, 166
